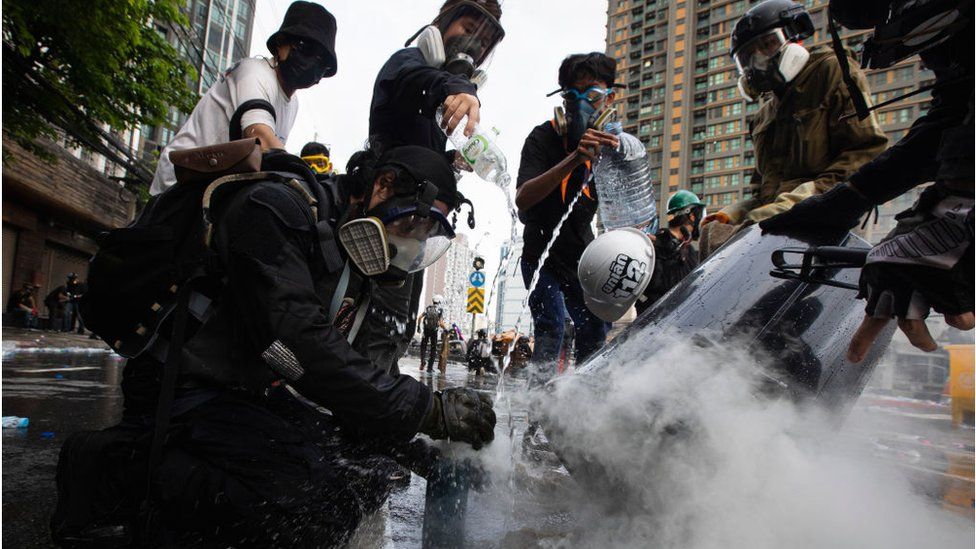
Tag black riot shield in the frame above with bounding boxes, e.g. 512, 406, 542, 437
543, 226, 895, 490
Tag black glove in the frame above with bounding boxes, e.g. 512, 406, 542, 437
859, 186, 974, 318
759, 183, 874, 235
420, 388, 496, 450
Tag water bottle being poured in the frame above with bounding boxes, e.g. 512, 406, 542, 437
592, 119, 658, 233
436, 107, 512, 191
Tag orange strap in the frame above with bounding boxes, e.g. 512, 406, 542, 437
561, 160, 593, 203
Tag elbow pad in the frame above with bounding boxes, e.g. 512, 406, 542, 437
229, 99, 277, 141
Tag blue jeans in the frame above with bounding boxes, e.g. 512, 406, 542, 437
520, 258, 610, 385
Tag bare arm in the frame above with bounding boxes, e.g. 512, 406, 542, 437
515, 129, 618, 211
243, 123, 285, 151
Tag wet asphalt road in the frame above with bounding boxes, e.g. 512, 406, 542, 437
1, 348, 524, 548
3, 346, 973, 547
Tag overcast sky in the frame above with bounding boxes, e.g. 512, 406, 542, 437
250, 0, 609, 305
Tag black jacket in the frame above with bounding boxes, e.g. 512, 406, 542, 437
368, 47, 478, 157
849, 27, 973, 203
636, 230, 699, 316
121, 178, 432, 443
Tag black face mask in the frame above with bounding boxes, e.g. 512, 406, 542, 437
279, 49, 324, 90
443, 35, 483, 78
564, 99, 598, 149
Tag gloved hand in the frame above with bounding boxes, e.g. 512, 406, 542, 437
846, 186, 974, 362
420, 388, 496, 450
701, 211, 731, 226
759, 183, 874, 234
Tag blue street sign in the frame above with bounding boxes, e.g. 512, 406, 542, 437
469, 271, 485, 288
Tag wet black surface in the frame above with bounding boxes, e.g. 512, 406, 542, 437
3, 348, 972, 548
3, 349, 125, 548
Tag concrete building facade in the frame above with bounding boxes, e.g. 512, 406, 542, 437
423, 233, 477, 331
605, 0, 933, 243
2, 137, 136, 314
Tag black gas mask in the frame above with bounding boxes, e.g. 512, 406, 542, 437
279, 39, 329, 90
443, 35, 484, 78
338, 171, 457, 287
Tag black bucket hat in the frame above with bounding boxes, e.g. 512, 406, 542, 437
266, 1, 338, 78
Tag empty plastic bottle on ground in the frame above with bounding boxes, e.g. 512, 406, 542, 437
593, 121, 657, 232
2, 416, 29, 428
436, 108, 511, 190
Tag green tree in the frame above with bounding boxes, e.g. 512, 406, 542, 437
2, 0, 197, 180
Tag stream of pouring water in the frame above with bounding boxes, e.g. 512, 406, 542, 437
484, 178, 588, 534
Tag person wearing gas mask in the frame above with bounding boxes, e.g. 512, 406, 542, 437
53, 147, 496, 546
698, 0, 887, 258
149, 1, 337, 195
300, 141, 334, 178
761, 0, 974, 362
514, 52, 621, 385
636, 190, 705, 315
359, 0, 505, 375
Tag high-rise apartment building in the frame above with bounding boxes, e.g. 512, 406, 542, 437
606, 0, 933, 243
140, 0, 256, 162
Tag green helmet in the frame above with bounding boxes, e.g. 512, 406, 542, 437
667, 190, 705, 215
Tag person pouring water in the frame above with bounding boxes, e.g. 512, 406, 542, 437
514, 53, 622, 385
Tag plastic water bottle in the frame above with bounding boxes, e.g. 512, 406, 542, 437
436, 107, 512, 191
2, 416, 29, 428
592, 121, 658, 232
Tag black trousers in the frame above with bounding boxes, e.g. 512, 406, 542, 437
53, 390, 400, 548
419, 330, 439, 369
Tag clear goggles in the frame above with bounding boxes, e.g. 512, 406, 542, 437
380, 205, 456, 273
301, 154, 332, 174
733, 28, 790, 75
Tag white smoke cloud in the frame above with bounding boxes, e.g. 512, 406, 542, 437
475, 333, 973, 548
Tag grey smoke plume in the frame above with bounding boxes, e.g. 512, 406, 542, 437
502, 333, 976, 548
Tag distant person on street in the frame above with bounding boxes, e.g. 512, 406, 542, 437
44, 284, 68, 331
467, 328, 495, 375
7, 282, 38, 328
150, 1, 338, 194
417, 295, 446, 372
64, 273, 87, 334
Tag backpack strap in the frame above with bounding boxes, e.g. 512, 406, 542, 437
141, 283, 192, 530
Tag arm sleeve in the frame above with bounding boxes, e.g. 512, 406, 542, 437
231, 60, 280, 131
217, 185, 432, 442
379, 49, 478, 117
811, 59, 889, 193
849, 73, 971, 205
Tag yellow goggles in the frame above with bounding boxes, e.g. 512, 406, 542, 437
301, 154, 333, 174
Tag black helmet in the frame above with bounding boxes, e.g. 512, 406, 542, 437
828, 0, 892, 30
730, 0, 814, 57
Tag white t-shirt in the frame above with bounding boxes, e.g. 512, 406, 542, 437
150, 57, 299, 195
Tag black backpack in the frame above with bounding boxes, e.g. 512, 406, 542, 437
423, 305, 441, 332
79, 142, 328, 359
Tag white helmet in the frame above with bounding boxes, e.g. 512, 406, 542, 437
432, 294, 444, 305
578, 228, 655, 322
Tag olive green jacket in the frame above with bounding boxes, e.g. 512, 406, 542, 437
722, 47, 888, 224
